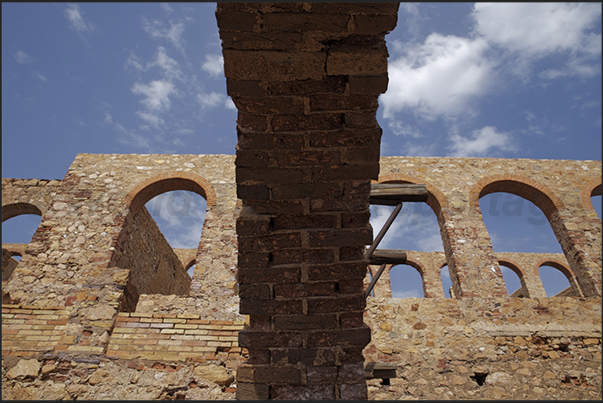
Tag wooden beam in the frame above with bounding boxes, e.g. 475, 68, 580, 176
369, 249, 407, 265
370, 183, 428, 205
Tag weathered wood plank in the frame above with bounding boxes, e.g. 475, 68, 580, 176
369, 249, 407, 265
370, 183, 428, 205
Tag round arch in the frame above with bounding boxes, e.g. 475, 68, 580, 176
124, 171, 217, 214
377, 174, 450, 218
497, 258, 526, 279
2, 202, 42, 222
469, 174, 564, 220
580, 178, 602, 213
536, 259, 574, 282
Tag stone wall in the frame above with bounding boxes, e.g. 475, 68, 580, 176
109, 206, 191, 299
2, 154, 601, 401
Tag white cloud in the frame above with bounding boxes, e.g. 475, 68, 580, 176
224, 97, 236, 110
64, 4, 93, 33
136, 111, 165, 128
388, 120, 423, 138
473, 3, 601, 57
392, 289, 422, 299
381, 34, 491, 120
202, 54, 224, 77
161, 3, 174, 14
152, 47, 183, 81
197, 92, 226, 109
132, 80, 176, 112
14, 51, 33, 64
472, 3, 602, 79
448, 126, 515, 157
34, 71, 47, 82
143, 18, 185, 52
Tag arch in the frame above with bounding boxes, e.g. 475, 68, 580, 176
580, 178, 602, 213
497, 259, 526, 297
389, 263, 424, 298
124, 171, 217, 214
2, 202, 42, 222
470, 174, 564, 220
377, 174, 450, 218
536, 259, 575, 282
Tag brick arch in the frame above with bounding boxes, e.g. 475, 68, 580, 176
469, 174, 564, 220
124, 171, 217, 214
497, 258, 526, 279
184, 259, 196, 272
536, 259, 575, 282
579, 177, 602, 213
377, 174, 450, 216
2, 202, 43, 222
388, 259, 426, 298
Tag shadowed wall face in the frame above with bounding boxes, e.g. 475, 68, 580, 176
217, 2, 399, 400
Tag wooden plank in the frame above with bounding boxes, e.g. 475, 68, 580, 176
370, 183, 428, 205
369, 249, 407, 265
365, 362, 398, 379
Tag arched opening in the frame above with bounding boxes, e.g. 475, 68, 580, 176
2, 205, 43, 283
2, 213, 42, 244
370, 179, 446, 299
479, 193, 562, 253
592, 195, 602, 220
145, 189, 207, 277
538, 265, 572, 297
110, 174, 216, 311
498, 263, 523, 297
390, 264, 424, 298
440, 265, 453, 298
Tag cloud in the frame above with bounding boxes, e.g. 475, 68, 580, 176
472, 3, 602, 79
381, 34, 491, 120
132, 80, 176, 112
161, 3, 174, 14
392, 289, 422, 299
14, 51, 33, 64
34, 71, 47, 82
201, 54, 224, 77
473, 3, 601, 57
143, 18, 186, 52
369, 204, 444, 252
448, 126, 515, 157
64, 4, 93, 33
197, 92, 233, 110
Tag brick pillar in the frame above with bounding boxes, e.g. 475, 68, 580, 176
216, 3, 399, 399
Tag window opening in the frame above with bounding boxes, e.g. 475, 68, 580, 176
440, 265, 453, 298
538, 265, 571, 297
499, 264, 522, 296
479, 193, 562, 253
390, 264, 424, 298
2, 213, 42, 245
592, 195, 601, 220
145, 189, 207, 254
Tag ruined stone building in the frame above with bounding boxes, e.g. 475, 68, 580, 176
2, 3, 602, 401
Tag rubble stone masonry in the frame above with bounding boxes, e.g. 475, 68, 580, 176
2, 3, 601, 400
2, 154, 600, 400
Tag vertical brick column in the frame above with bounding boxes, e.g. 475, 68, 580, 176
216, 3, 399, 399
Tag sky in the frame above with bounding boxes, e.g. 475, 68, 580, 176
2, 3, 602, 298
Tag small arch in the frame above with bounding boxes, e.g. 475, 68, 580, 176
497, 260, 525, 297
124, 171, 217, 214
377, 174, 450, 217
470, 174, 564, 220
2, 202, 42, 222
440, 264, 453, 298
538, 263, 574, 297
389, 263, 425, 298
579, 178, 601, 214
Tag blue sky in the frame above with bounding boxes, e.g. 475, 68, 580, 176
2, 3, 601, 298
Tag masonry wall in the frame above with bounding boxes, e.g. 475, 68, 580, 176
109, 206, 191, 299
2, 154, 601, 400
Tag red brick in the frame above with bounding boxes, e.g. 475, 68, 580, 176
237, 267, 301, 284
237, 365, 302, 384
270, 249, 335, 266
271, 214, 338, 231
238, 233, 302, 253
271, 113, 342, 132
307, 228, 373, 248
273, 314, 337, 331
306, 327, 371, 348
238, 331, 303, 348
